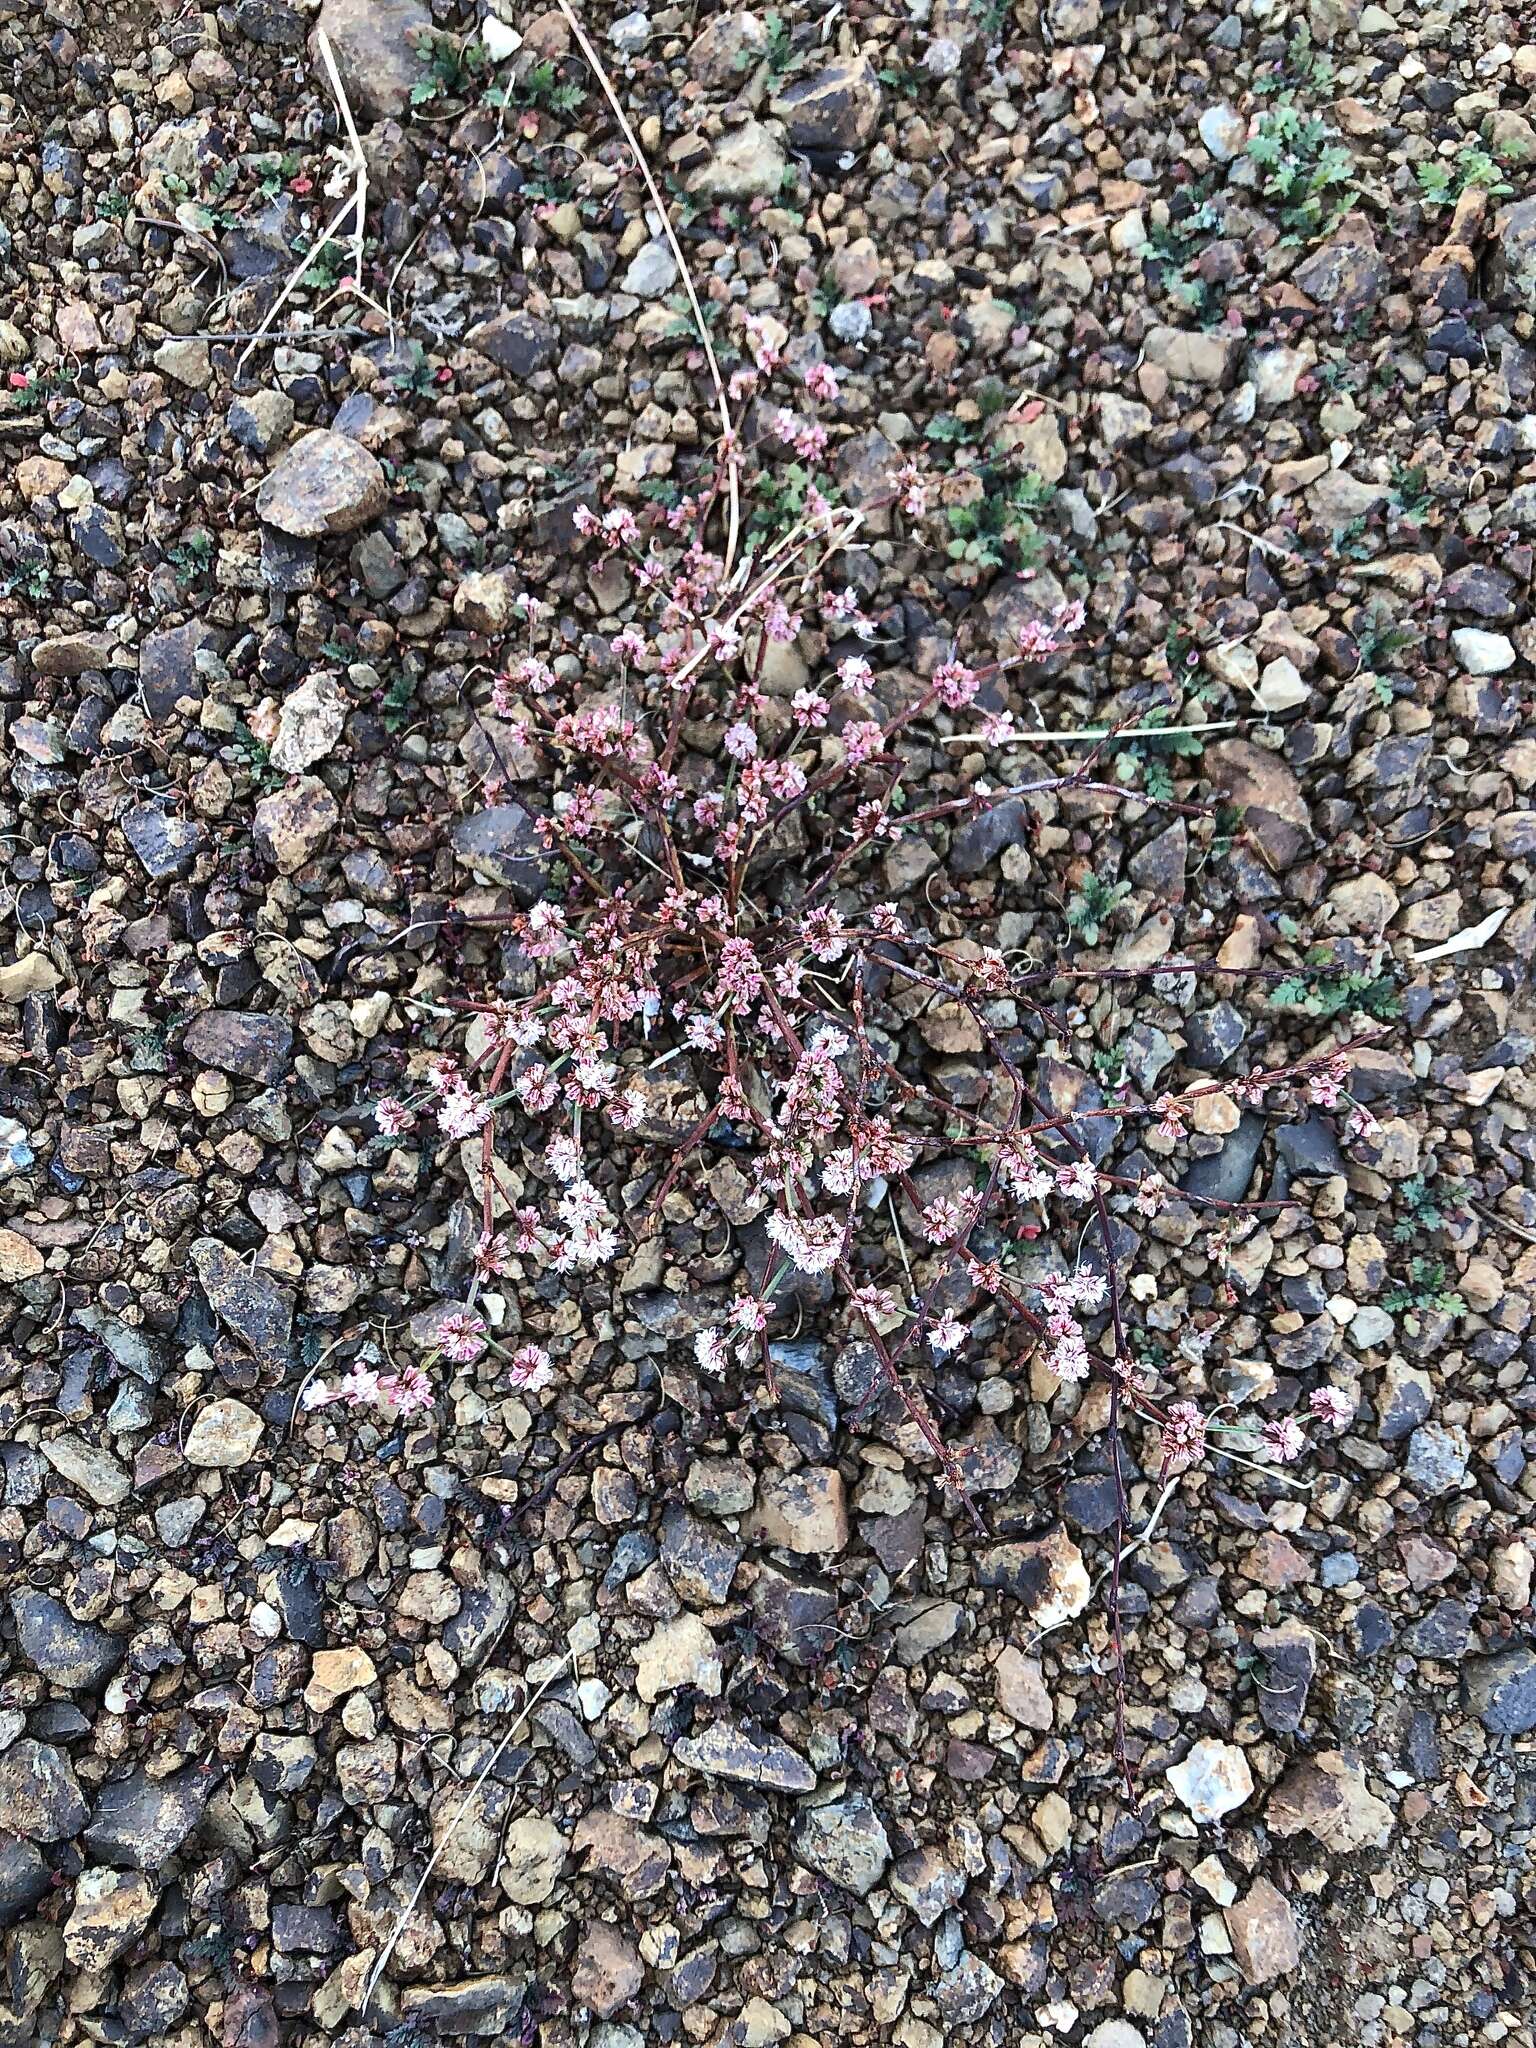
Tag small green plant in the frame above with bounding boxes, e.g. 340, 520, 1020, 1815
1353, 603, 1416, 672
756, 11, 794, 81
1391, 1173, 1466, 1246
486, 56, 584, 116
168, 532, 215, 588
410, 31, 488, 106
1066, 871, 1132, 946
1269, 960, 1402, 1022
391, 342, 439, 397
1381, 1256, 1466, 1319
1, 560, 52, 602
1144, 193, 1224, 322
748, 463, 840, 542
924, 380, 1011, 447
231, 722, 284, 794
255, 150, 303, 199
1114, 707, 1206, 803
1251, 25, 1334, 98
380, 670, 419, 733
1247, 105, 1355, 240
1389, 464, 1431, 523
1329, 515, 1375, 564
1415, 147, 1513, 211
946, 470, 1054, 569
96, 190, 130, 220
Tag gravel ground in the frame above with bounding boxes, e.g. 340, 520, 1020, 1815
1, 1, 1534, 2045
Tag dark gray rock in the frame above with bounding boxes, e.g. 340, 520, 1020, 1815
451, 804, 553, 902
182, 1011, 293, 1085
1184, 1001, 1246, 1070
1253, 1621, 1318, 1735
467, 311, 558, 379
189, 1238, 295, 1358
12, 1591, 124, 1691
121, 802, 203, 880
84, 1765, 212, 1870
0, 1834, 50, 1928
140, 622, 221, 720
0, 1740, 87, 1842
1181, 1110, 1265, 1203
1461, 1644, 1536, 1734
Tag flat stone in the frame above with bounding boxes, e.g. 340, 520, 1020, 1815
1452, 627, 1516, 675
1206, 738, 1311, 866
451, 804, 553, 902
746, 1468, 849, 1554
183, 1011, 293, 1085
40, 1432, 130, 1507
1405, 1421, 1470, 1495
12, 1591, 124, 1691
976, 1527, 1090, 1627
1167, 1738, 1254, 1823
256, 429, 388, 537
686, 121, 786, 201
572, 1921, 643, 2019
121, 802, 204, 880
0, 1739, 88, 1841
32, 631, 117, 677
1252, 1620, 1318, 1735
672, 1721, 816, 1793
84, 1766, 211, 1870
793, 1794, 891, 1896
993, 1646, 1053, 1730
140, 621, 221, 719
190, 1238, 295, 1358
253, 775, 339, 872
467, 311, 559, 379
1226, 1877, 1301, 1984
1462, 1645, 1536, 1735
184, 1397, 264, 1469
500, 1816, 567, 1905
0, 1227, 43, 1281
310, 0, 434, 121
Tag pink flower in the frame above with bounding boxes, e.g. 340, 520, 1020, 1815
1309, 1386, 1353, 1431
695, 1328, 730, 1374
378, 1365, 434, 1415
791, 689, 830, 728
932, 660, 979, 711
1055, 1159, 1099, 1203
507, 1344, 555, 1393
1160, 1401, 1207, 1472
375, 1096, 413, 1135
723, 720, 758, 761
439, 1308, 488, 1364
804, 360, 841, 402
929, 1309, 965, 1354
843, 719, 885, 765
1262, 1415, 1308, 1464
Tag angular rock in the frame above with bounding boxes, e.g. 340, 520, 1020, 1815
634, 1616, 722, 1703
64, 1868, 158, 1971
976, 1527, 1090, 1628
190, 1238, 295, 1357
12, 1591, 123, 1692
1226, 1877, 1301, 1984
0, 1740, 88, 1842
1167, 1738, 1253, 1823
686, 121, 786, 201
256, 429, 388, 537
793, 1794, 891, 1896
184, 1398, 264, 1469
1267, 1749, 1393, 1852
1206, 738, 1311, 866
772, 58, 882, 153
271, 672, 347, 772
310, 0, 434, 121
253, 775, 339, 872
467, 311, 558, 379
672, 1721, 816, 1793
121, 802, 204, 880
1252, 1620, 1318, 1735
183, 1011, 293, 1085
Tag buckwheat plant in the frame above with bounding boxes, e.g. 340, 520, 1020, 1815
306, 329, 1379, 1549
